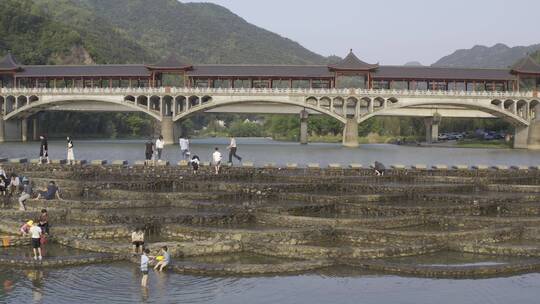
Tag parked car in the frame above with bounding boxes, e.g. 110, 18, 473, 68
438, 133, 448, 141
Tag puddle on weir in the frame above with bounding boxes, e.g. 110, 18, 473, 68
185, 253, 300, 265
0, 243, 95, 260
384, 251, 537, 267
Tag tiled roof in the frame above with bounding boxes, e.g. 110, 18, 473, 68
17, 65, 151, 77
511, 56, 540, 74
0, 52, 20, 71
374, 66, 514, 81
187, 64, 334, 78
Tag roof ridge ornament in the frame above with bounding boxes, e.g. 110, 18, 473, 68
328, 49, 378, 71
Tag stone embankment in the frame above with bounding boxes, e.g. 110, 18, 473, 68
1, 160, 540, 277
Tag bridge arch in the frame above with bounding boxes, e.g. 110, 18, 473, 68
356, 99, 530, 126
2, 95, 162, 121
172, 97, 348, 124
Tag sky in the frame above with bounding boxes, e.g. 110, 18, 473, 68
187, 0, 540, 65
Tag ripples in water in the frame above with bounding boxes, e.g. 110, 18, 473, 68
2, 263, 540, 303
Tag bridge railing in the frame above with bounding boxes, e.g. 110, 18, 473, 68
0, 87, 535, 99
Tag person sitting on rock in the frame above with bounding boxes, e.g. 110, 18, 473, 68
153, 246, 170, 271
374, 161, 386, 176
35, 181, 63, 200
8, 174, 20, 196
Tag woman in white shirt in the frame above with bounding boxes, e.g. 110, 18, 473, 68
212, 147, 222, 174
155, 135, 165, 160
67, 137, 75, 165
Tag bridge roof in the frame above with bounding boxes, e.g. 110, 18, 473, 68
16, 64, 151, 78
188, 64, 334, 78
511, 56, 540, 74
373, 66, 514, 81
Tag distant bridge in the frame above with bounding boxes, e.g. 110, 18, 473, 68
1, 87, 539, 148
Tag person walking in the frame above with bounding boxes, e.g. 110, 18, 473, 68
18, 177, 32, 211
66, 137, 75, 165
39, 136, 50, 164
145, 139, 154, 165
155, 135, 165, 161
179, 136, 190, 160
140, 248, 151, 288
212, 147, 222, 175
29, 222, 43, 261
227, 136, 242, 165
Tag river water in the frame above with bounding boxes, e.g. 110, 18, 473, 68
1, 263, 540, 304
1, 138, 540, 167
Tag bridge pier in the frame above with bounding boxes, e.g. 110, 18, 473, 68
424, 117, 439, 144
299, 109, 308, 145
342, 118, 359, 147
21, 118, 28, 142
514, 125, 529, 149
0, 115, 4, 143
32, 116, 39, 141
161, 116, 174, 145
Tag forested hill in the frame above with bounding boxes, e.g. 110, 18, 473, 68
0, 0, 329, 65
432, 43, 540, 68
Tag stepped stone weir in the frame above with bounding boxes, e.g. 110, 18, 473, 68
2, 163, 540, 277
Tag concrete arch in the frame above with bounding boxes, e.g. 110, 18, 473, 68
150, 95, 161, 111
357, 99, 529, 126
175, 96, 187, 113
306, 96, 318, 107
530, 100, 540, 120
491, 99, 502, 107
3, 95, 162, 121
16, 96, 27, 108
173, 98, 347, 124
319, 97, 331, 110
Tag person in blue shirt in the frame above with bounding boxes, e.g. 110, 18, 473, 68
141, 248, 150, 287
36, 181, 63, 200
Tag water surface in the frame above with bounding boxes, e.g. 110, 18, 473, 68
2, 138, 540, 167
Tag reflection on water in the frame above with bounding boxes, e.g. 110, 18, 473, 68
2, 138, 540, 166
1, 263, 540, 304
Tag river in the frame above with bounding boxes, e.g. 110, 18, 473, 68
1, 138, 540, 167
1, 263, 540, 304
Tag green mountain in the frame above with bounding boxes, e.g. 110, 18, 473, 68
0, 0, 329, 65
432, 43, 540, 68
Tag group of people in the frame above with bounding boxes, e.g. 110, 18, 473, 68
142, 135, 243, 175
0, 167, 23, 197
38, 135, 75, 165
131, 228, 171, 287
19, 209, 50, 261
